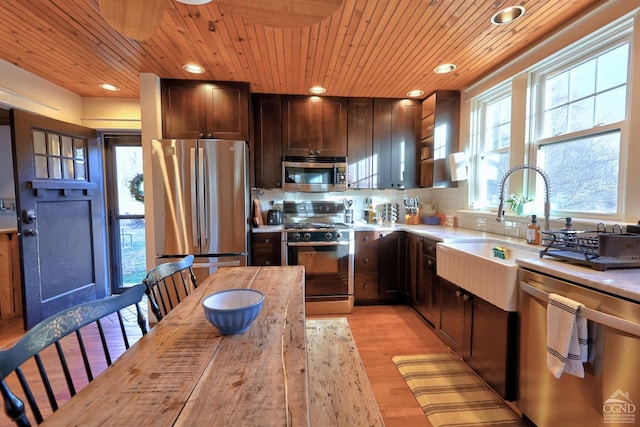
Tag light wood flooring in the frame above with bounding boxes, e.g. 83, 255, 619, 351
0, 304, 445, 426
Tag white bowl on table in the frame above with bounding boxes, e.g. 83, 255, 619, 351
202, 289, 265, 334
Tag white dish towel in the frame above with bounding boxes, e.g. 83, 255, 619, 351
547, 293, 588, 378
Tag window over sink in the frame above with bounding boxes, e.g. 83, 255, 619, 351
469, 17, 632, 220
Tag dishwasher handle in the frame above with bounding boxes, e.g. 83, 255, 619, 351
520, 281, 640, 338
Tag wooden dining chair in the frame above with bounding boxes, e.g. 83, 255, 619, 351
143, 255, 197, 322
0, 284, 148, 427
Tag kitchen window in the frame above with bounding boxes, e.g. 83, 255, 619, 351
531, 36, 630, 216
469, 17, 632, 219
470, 85, 512, 210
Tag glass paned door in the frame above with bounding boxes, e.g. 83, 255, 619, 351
105, 135, 146, 291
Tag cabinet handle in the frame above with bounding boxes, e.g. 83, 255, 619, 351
265, 261, 271, 265
309, 150, 314, 155
455, 290, 462, 298
206, 133, 212, 138
315, 150, 320, 155
363, 258, 369, 264
463, 294, 470, 302
198, 133, 204, 138
265, 238, 270, 243
363, 236, 369, 241
363, 283, 368, 289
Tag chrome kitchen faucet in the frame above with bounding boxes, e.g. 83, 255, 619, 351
496, 165, 551, 230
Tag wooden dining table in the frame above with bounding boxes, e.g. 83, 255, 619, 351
43, 266, 309, 426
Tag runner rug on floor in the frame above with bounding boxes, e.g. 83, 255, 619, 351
392, 353, 525, 427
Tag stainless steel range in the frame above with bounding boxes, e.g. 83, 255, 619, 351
281, 201, 354, 315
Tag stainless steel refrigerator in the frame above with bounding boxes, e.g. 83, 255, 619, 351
151, 139, 249, 281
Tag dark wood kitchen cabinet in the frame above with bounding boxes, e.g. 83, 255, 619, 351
421, 238, 439, 326
253, 94, 283, 188
347, 98, 374, 189
437, 278, 467, 355
250, 232, 281, 266
420, 91, 460, 188
437, 277, 516, 400
466, 296, 517, 401
406, 235, 439, 327
378, 231, 405, 302
161, 79, 249, 140
282, 95, 348, 157
372, 99, 421, 189
405, 233, 419, 303
354, 231, 380, 304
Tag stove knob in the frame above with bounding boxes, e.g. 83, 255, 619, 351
292, 232, 301, 241
325, 232, 333, 241
335, 232, 343, 241
304, 232, 312, 241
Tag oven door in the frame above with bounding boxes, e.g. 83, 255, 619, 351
286, 241, 352, 301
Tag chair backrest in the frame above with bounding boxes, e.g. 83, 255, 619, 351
143, 255, 197, 322
0, 284, 147, 426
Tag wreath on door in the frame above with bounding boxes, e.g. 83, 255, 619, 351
128, 173, 144, 203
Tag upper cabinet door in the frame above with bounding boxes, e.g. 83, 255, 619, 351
282, 96, 313, 157
204, 82, 249, 140
282, 96, 347, 157
316, 97, 348, 157
161, 79, 249, 140
373, 99, 420, 189
161, 80, 207, 139
347, 98, 373, 189
253, 94, 283, 189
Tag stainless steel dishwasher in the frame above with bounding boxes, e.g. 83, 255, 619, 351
518, 268, 640, 427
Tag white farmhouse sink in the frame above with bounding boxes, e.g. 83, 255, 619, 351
436, 240, 540, 311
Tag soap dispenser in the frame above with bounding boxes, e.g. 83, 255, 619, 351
527, 215, 541, 245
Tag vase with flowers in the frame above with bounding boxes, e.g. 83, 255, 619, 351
506, 193, 533, 215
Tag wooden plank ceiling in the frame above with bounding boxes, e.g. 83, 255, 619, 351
0, 0, 603, 99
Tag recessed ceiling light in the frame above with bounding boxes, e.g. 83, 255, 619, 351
98, 83, 120, 91
491, 6, 525, 25
176, 0, 212, 4
406, 90, 424, 98
309, 86, 327, 95
183, 63, 205, 74
434, 63, 456, 74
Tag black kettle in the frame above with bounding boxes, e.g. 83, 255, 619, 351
267, 208, 282, 225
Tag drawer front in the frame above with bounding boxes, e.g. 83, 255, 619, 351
355, 231, 380, 247
251, 254, 281, 266
354, 273, 379, 300
251, 232, 281, 246
251, 232, 281, 266
355, 245, 379, 273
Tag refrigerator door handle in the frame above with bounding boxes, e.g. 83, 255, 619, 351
190, 147, 199, 245
198, 147, 208, 249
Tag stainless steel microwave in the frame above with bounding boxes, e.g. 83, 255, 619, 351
282, 157, 347, 192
